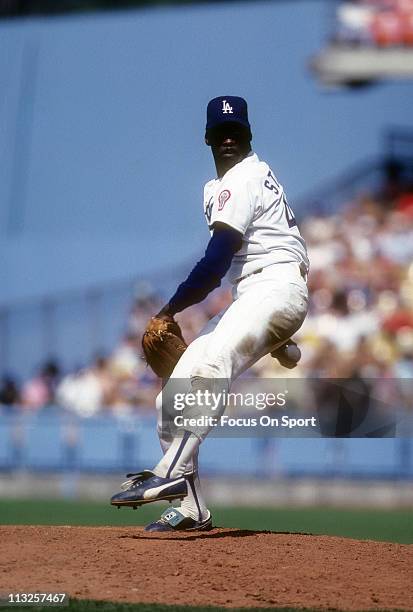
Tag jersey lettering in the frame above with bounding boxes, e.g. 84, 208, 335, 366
264, 170, 281, 196
283, 195, 297, 228
205, 196, 214, 224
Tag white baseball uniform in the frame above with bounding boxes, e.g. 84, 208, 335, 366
203, 151, 309, 283
153, 151, 309, 521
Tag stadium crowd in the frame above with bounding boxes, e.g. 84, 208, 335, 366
336, 0, 413, 47
1, 175, 412, 417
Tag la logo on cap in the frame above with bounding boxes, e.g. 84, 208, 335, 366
222, 99, 233, 114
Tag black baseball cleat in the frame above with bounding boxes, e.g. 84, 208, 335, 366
110, 470, 187, 508
145, 507, 213, 532
271, 339, 301, 369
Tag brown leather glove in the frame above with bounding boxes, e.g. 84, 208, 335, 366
142, 316, 187, 379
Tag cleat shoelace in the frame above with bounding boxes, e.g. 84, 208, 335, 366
120, 472, 147, 491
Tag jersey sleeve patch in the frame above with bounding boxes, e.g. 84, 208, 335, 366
218, 189, 231, 211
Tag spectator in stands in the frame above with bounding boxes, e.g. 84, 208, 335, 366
0, 376, 20, 410
109, 332, 142, 380
376, 211, 413, 264
20, 360, 61, 410
334, 0, 413, 47
56, 355, 114, 418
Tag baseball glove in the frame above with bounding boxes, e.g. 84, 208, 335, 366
142, 316, 187, 379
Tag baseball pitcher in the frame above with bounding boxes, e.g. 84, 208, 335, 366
111, 96, 309, 531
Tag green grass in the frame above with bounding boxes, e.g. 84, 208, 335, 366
0, 498, 412, 544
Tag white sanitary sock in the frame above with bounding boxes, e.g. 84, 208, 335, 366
157, 435, 209, 522
180, 470, 210, 522
153, 430, 200, 478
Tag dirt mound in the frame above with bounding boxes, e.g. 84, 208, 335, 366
1, 526, 412, 610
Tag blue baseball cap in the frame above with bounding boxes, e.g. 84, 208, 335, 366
206, 96, 251, 132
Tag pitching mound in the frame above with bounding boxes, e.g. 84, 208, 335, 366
1, 526, 412, 610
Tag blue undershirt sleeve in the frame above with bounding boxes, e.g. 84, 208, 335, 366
167, 225, 243, 315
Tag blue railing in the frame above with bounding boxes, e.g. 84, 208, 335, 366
1, 411, 412, 479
